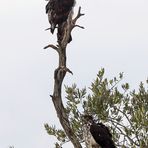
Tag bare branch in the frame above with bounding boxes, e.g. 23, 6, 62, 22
45, 26, 58, 31
45, 4, 83, 148
65, 67, 73, 75
73, 7, 85, 24
59, 6, 84, 48
74, 25, 85, 29
45, 28, 50, 31
44, 44, 59, 51
48, 16, 82, 147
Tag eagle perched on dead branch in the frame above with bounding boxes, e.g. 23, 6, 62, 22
46, 0, 75, 43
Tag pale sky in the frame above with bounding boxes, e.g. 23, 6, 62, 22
0, 0, 148, 148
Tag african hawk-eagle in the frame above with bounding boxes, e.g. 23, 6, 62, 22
45, 0, 75, 43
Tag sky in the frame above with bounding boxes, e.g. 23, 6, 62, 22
0, 0, 148, 147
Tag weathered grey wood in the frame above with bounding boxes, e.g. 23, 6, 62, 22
47, 7, 84, 148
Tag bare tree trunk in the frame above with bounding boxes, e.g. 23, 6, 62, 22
44, 7, 84, 148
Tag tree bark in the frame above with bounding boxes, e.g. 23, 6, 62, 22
51, 47, 82, 148
46, 7, 84, 148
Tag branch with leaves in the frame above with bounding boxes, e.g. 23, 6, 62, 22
45, 68, 148, 147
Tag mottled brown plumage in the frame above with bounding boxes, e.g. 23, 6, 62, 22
46, 0, 75, 43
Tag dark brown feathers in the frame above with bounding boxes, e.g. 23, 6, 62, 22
90, 123, 116, 148
46, 0, 75, 43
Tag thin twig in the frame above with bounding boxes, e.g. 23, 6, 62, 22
45, 26, 58, 31
115, 107, 140, 144
65, 68, 73, 75
45, 28, 50, 31
111, 121, 139, 146
74, 25, 85, 29
44, 44, 59, 51
73, 7, 85, 24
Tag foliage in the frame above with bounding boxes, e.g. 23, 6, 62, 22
45, 69, 148, 147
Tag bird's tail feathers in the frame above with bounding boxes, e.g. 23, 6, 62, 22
50, 23, 56, 34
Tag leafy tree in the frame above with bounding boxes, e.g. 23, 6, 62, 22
45, 69, 148, 147
44, 1, 147, 148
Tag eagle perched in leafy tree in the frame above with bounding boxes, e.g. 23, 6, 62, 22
83, 115, 116, 148
45, 0, 75, 43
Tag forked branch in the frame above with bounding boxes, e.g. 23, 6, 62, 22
73, 7, 85, 25
44, 44, 59, 52
46, 6, 84, 148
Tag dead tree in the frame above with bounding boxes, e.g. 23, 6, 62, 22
44, 7, 84, 148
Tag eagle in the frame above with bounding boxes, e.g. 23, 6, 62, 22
83, 115, 116, 148
45, 0, 75, 43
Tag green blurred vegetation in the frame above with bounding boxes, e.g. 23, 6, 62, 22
45, 69, 148, 148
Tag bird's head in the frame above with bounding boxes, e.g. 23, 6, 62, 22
82, 114, 94, 126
